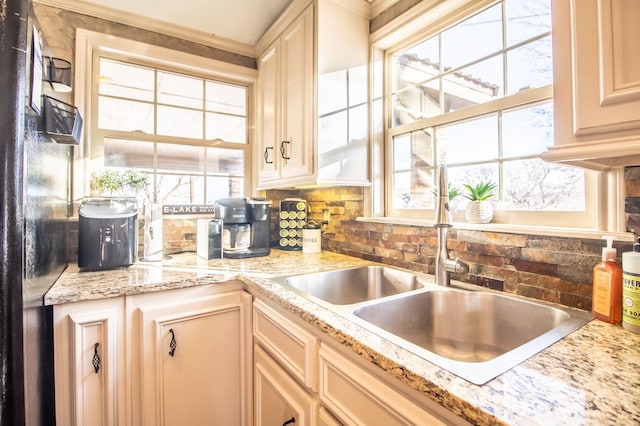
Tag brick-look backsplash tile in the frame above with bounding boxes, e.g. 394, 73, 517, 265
66, 165, 640, 311
265, 187, 616, 311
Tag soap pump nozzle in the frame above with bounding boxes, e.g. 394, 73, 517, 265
601, 235, 617, 260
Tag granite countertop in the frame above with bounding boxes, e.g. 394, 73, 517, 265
46, 250, 640, 425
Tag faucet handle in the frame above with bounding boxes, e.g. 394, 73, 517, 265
435, 164, 452, 227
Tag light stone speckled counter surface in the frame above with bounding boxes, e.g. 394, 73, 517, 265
46, 250, 640, 425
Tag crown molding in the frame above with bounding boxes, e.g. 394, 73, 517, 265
369, 0, 399, 19
34, 0, 256, 57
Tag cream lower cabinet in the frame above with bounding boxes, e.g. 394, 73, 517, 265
253, 299, 467, 426
254, 344, 318, 425
318, 344, 466, 426
54, 283, 251, 426
53, 296, 126, 426
253, 299, 325, 425
129, 287, 252, 426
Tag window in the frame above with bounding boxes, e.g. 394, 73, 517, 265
91, 53, 250, 204
385, 0, 595, 227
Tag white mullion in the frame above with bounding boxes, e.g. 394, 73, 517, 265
202, 79, 208, 203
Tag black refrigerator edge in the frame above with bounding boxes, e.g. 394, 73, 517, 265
1, 0, 72, 424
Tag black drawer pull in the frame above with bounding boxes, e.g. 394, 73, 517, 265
169, 328, 177, 357
92, 343, 101, 374
282, 418, 295, 426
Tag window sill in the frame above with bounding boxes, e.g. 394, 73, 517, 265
356, 217, 635, 242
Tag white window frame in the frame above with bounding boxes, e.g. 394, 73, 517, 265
367, 0, 629, 238
73, 29, 258, 201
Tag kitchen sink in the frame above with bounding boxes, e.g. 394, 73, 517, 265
351, 287, 593, 384
282, 265, 424, 305
278, 266, 592, 384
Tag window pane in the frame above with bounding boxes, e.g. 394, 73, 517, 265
393, 130, 433, 172
99, 59, 154, 101
206, 81, 246, 115
98, 97, 154, 132
157, 105, 203, 139
157, 174, 204, 204
158, 71, 203, 109
447, 163, 500, 208
505, 0, 551, 47
104, 138, 154, 170
502, 102, 553, 158
443, 55, 503, 111
503, 159, 585, 210
206, 148, 244, 175
156, 143, 204, 174
207, 176, 244, 202
393, 169, 434, 209
442, 4, 503, 70
394, 56, 441, 124
205, 112, 246, 143
507, 36, 552, 94
400, 35, 439, 72
437, 115, 498, 164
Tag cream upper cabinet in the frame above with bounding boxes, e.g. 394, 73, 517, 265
53, 297, 126, 426
256, 6, 314, 185
255, 0, 371, 189
129, 287, 252, 426
541, 0, 640, 170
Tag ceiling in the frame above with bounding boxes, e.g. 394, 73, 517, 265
81, 0, 294, 46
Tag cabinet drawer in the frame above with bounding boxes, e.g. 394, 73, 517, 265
253, 300, 318, 391
319, 344, 461, 426
254, 344, 318, 426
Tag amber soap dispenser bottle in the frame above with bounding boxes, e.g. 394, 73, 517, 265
592, 236, 622, 323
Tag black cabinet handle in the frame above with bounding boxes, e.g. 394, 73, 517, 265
264, 147, 274, 164
280, 140, 291, 160
92, 343, 101, 374
169, 328, 177, 357
282, 418, 295, 426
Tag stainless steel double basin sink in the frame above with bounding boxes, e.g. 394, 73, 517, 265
276, 265, 592, 385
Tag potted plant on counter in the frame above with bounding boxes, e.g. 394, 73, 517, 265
463, 181, 497, 223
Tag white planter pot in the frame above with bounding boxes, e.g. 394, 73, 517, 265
465, 201, 493, 224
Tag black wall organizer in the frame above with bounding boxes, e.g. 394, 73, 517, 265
42, 95, 83, 144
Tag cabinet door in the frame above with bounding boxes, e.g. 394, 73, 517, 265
54, 297, 125, 426
254, 345, 318, 426
543, 0, 640, 169
279, 5, 314, 181
132, 290, 252, 426
257, 42, 280, 182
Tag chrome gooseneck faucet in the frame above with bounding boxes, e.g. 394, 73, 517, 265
434, 164, 469, 286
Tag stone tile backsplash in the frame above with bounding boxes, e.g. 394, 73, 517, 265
266, 167, 640, 311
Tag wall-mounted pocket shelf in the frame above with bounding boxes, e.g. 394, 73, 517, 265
42, 95, 83, 144
43, 56, 72, 92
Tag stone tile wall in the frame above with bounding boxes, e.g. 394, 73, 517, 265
625, 166, 640, 238
66, 176, 640, 311
266, 170, 640, 311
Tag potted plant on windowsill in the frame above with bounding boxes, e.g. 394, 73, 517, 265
463, 181, 497, 224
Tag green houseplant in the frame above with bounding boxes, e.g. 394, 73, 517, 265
92, 169, 149, 197
463, 181, 497, 223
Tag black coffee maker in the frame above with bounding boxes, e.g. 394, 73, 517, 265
214, 197, 271, 258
